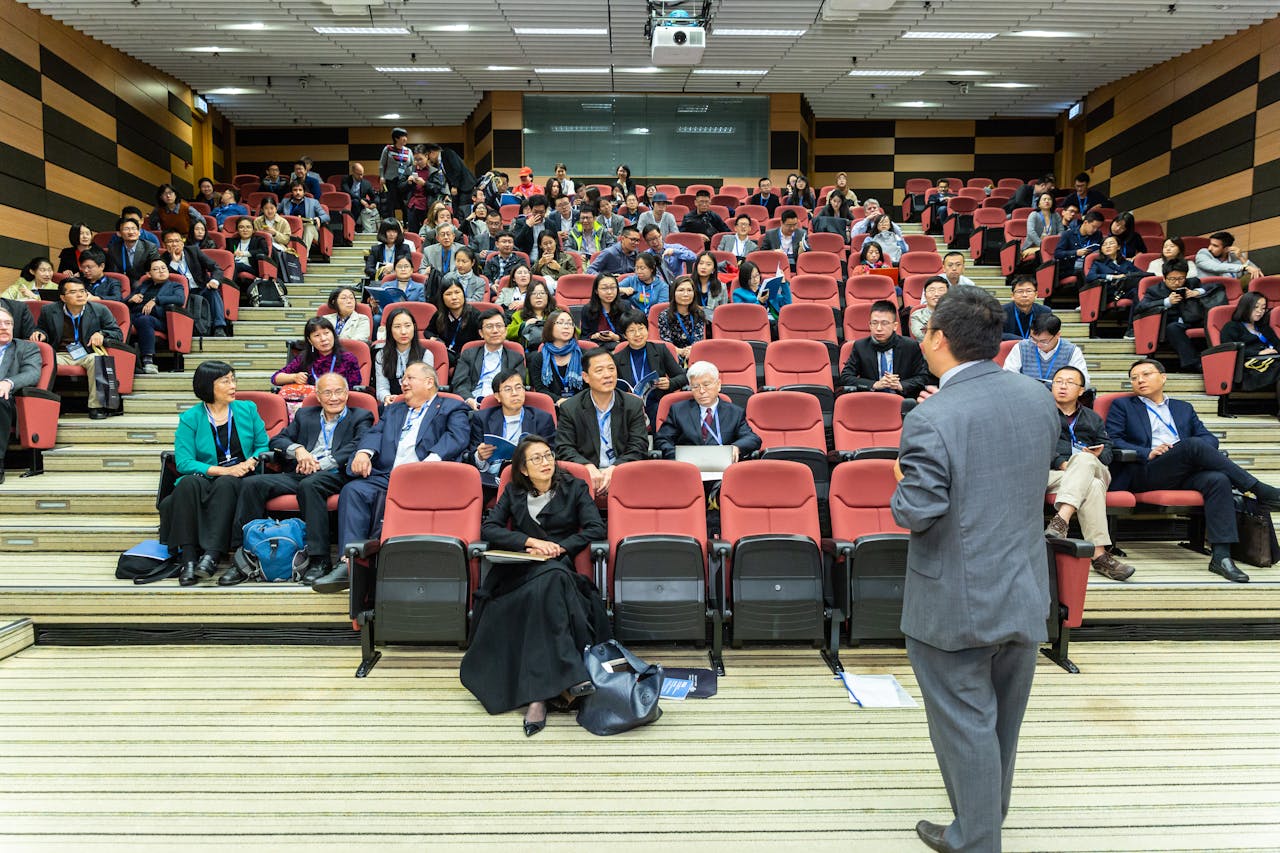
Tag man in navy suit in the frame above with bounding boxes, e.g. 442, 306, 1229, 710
469, 368, 556, 488
1106, 359, 1280, 583
654, 361, 760, 461
452, 309, 527, 409
225, 373, 375, 586
316, 361, 470, 592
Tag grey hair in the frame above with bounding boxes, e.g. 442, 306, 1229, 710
686, 360, 719, 383
313, 371, 349, 389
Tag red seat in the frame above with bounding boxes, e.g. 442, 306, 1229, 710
652, 389, 730, 432
666, 232, 706, 254
1037, 234, 1066, 298
200, 249, 240, 322
684, 184, 715, 197
969, 207, 1007, 264
709, 204, 733, 223
604, 460, 711, 645
381, 301, 437, 335
553, 273, 594, 307
710, 303, 770, 343
745, 250, 790, 277
688, 338, 757, 407
246, 191, 278, 210
942, 196, 979, 250
806, 232, 846, 257
1134, 219, 1164, 238
790, 274, 841, 310
776, 304, 838, 346
320, 191, 355, 247
796, 251, 842, 280
719, 184, 749, 200
1179, 236, 1211, 256
1199, 303, 1265, 413
902, 178, 932, 222
479, 390, 557, 423
831, 393, 902, 460
763, 340, 835, 426
845, 273, 897, 306
899, 252, 942, 278
829, 458, 910, 644
295, 390, 380, 422
420, 338, 450, 387
902, 234, 937, 255
9, 341, 60, 474
673, 194, 697, 209
777, 205, 810, 225
1249, 275, 1280, 303
232, 390, 287, 437
652, 184, 680, 199
843, 302, 900, 343
735, 204, 769, 224
901, 274, 934, 308
998, 178, 1027, 190
746, 390, 827, 453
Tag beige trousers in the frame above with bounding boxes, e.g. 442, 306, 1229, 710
1046, 452, 1112, 546
55, 351, 101, 408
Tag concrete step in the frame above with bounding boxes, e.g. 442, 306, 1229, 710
0, 473, 156, 514
0, 514, 159, 552
40, 444, 165, 474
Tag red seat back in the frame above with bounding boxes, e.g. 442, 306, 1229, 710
688, 339, 757, 390
745, 391, 825, 451
830, 457, 907, 538
777, 205, 810, 225
899, 252, 942, 277
711, 303, 770, 342
297, 390, 381, 423
795, 251, 841, 278
832, 393, 903, 452
317, 302, 376, 328
665, 232, 706, 254
806, 232, 846, 256
1205, 304, 1235, 346
846, 273, 898, 305
382, 301, 437, 334
554, 273, 594, 307
776, 305, 837, 346
790, 274, 840, 308
735, 204, 768, 223
235, 390, 289, 437
720, 459, 820, 544
745, 250, 789, 277
904, 178, 932, 195
607, 460, 707, 557
382, 464, 483, 582
1249, 275, 1280, 303
479, 391, 557, 423
843, 302, 900, 342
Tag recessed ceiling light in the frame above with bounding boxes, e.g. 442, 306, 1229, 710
181, 46, 246, 53
205, 87, 262, 95
902, 31, 998, 39
1009, 30, 1091, 38
630, 127, 651, 135
618, 66, 666, 73
691, 69, 768, 75
514, 27, 607, 35
485, 65, 520, 71
942, 70, 992, 76
549, 125, 611, 133
223, 22, 268, 31
892, 101, 939, 108
313, 26, 409, 35
534, 67, 610, 74
847, 69, 924, 77
379, 113, 401, 119
980, 82, 1035, 88
677, 125, 736, 134
374, 66, 452, 73
434, 23, 470, 32
714, 28, 807, 37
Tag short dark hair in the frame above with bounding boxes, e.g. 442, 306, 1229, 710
68, 222, 92, 246
943, 251, 964, 263
1061, 201, 1080, 213
695, 189, 711, 198
161, 228, 184, 243
376, 219, 402, 241
869, 299, 898, 318
923, 275, 950, 291
780, 210, 798, 223
455, 246, 477, 264
192, 360, 235, 403
1053, 365, 1086, 386
928, 285, 1002, 361
392, 127, 408, 140
1163, 258, 1190, 277
289, 178, 306, 189
492, 367, 524, 392
582, 347, 615, 371
620, 310, 647, 332
735, 214, 752, 226
1074, 172, 1090, 184
634, 251, 658, 274
1082, 211, 1105, 225
1030, 312, 1061, 335
620, 225, 640, 239
509, 435, 555, 494
641, 224, 662, 239
79, 247, 107, 268
235, 216, 253, 230
1210, 230, 1234, 246
122, 206, 143, 219
115, 217, 137, 232
1009, 274, 1037, 291
526, 194, 548, 209
496, 229, 515, 242
1128, 358, 1165, 375
197, 177, 214, 188
477, 308, 504, 326
420, 141, 442, 152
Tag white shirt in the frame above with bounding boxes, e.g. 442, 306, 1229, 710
391, 398, 440, 468
595, 398, 616, 469
1002, 339, 1090, 387
1143, 397, 1180, 448
474, 346, 504, 399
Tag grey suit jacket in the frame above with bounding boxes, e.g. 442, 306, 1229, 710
891, 360, 1059, 650
421, 242, 461, 275
0, 338, 43, 390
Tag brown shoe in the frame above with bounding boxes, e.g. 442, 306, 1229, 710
1043, 514, 1069, 539
1091, 551, 1135, 581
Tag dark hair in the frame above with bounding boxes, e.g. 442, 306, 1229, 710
665, 275, 706, 326
1163, 258, 1190, 277
380, 308, 427, 389
19, 256, 52, 281
923, 275, 950, 292
1009, 274, 1037, 291
928, 285, 1002, 361
1061, 200, 1080, 213
192, 360, 235, 403
1210, 230, 1234, 247
496, 229, 515, 242
1082, 211, 1105, 225
695, 189, 711, 198
616, 163, 631, 181
780, 209, 798, 223
869, 299, 898, 319
859, 241, 883, 263
634, 251, 659, 277
737, 260, 760, 292
68, 222, 92, 247
1163, 235, 1186, 258
619, 225, 639, 240
259, 195, 277, 211
234, 216, 253, 231
582, 346, 615, 371
391, 128, 408, 142
79, 247, 107, 268
432, 280, 477, 337
492, 366, 525, 393
1128, 358, 1165, 375
419, 141, 442, 152
538, 229, 560, 251
641, 224, 662, 240
477, 307, 504, 327
543, 177, 563, 199
526, 194, 548, 210
299, 316, 343, 372
735, 214, 753, 227
586, 273, 621, 320
154, 183, 180, 207
524, 279, 557, 319
1036, 191, 1055, 209
541, 308, 576, 345
115, 216, 137, 232
509, 435, 557, 494
943, 251, 965, 264
327, 286, 359, 312
1041, 173, 1056, 184
220, 186, 240, 203
1053, 365, 1087, 386
122, 206, 143, 219
376, 219, 402, 243
1074, 172, 1090, 184
455, 245, 477, 265
289, 178, 306, 190
619, 310, 648, 333
1111, 211, 1136, 236
1232, 291, 1268, 323
197, 177, 214, 190
1030, 312, 1062, 335
692, 250, 722, 300
160, 228, 184, 244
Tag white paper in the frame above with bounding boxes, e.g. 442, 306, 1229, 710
840, 673, 918, 708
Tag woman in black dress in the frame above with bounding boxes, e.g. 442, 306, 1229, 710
1221, 292, 1280, 401
460, 436, 609, 736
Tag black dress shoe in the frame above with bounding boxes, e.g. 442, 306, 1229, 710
0, 467, 6, 484
915, 820, 954, 853
195, 554, 218, 579
523, 718, 546, 737
88, 408, 108, 420
217, 564, 250, 586
178, 561, 200, 586
302, 558, 331, 585
1208, 556, 1249, 583
311, 561, 349, 593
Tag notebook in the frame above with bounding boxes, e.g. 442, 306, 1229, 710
674, 444, 735, 474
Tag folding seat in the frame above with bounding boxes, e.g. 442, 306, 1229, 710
734, 204, 768, 224
8, 341, 60, 476
898, 251, 942, 278
480, 390, 557, 423
969, 207, 1007, 265
495, 460, 597, 567
710, 204, 733, 223
1134, 219, 1164, 239
1035, 234, 1066, 298
347, 462, 485, 676
421, 338, 450, 387
711, 193, 738, 209
710, 302, 771, 384
499, 203, 521, 224
645, 302, 668, 339
1179, 235, 1211, 256
829, 459, 909, 646
213, 182, 235, 195
997, 178, 1026, 191
714, 459, 836, 664
460, 338, 525, 362
1000, 217, 1029, 277
235, 390, 290, 437
246, 191, 278, 210
1077, 255, 1138, 334
775, 308, 839, 380
996, 338, 1019, 365
1132, 251, 1161, 274
316, 301, 374, 331
745, 390, 831, 523
147, 273, 197, 371
942, 196, 979, 249
551, 273, 593, 307
262, 392, 380, 518
806, 232, 846, 257
673, 194, 697, 209
320, 191, 355, 247
796, 251, 842, 281
401, 232, 423, 253
763, 217, 781, 232
709, 250, 737, 268
790, 274, 842, 328
777, 205, 810, 225
982, 195, 1009, 208
719, 185, 749, 200
665, 232, 707, 254
745, 250, 789, 277
902, 178, 932, 222
685, 183, 715, 197
597, 460, 712, 650
831, 392, 902, 461
958, 187, 986, 201
841, 303, 900, 347
965, 177, 992, 189
652, 388, 730, 432
232, 173, 258, 187
380, 301, 437, 338
688, 338, 756, 408
653, 184, 680, 198
845, 273, 897, 307
1249, 275, 1280, 303
202, 249, 240, 322
901, 274, 933, 310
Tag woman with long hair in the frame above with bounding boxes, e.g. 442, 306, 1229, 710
532, 231, 581, 282
272, 315, 363, 389
507, 279, 558, 349
431, 279, 480, 366
373, 307, 431, 406
1221, 292, 1280, 399
1148, 236, 1200, 279
689, 251, 727, 317
579, 273, 625, 349
5, 256, 51, 300
868, 214, 909, 264
658, 276, 707, 363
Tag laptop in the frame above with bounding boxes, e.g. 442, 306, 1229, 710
674, 445, 735, 480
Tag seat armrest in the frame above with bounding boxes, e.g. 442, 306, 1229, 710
1113, 449, 1140, 463
1046, 536, 1093, 559
467, 541, 488, 560
1200, 342, 1243, 358
346, 538, 382, 560
13, 387, 59, 402
761, 384, 777, 392
838, 385, 862, 395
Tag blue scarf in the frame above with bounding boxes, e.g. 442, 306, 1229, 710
541, 341, 583, 392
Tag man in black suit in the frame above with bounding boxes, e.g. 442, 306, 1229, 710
1003, 174, 1054, 216
33, 278, 123, 419
315, 361, 470, 593
1059, 171, 1109, 214
554, 348, 649, 496
654, 360, 760, 461
1134, 259, 1220, 371
759, 209, 809, 271
71, 248, 123, 303
0, 305, 45, 482
422, 142, 477, 213
469, 368, 557, 487
160, 229, 229, 337
223, 372, 375, 586
680, 191, 730, 243
839, 300, 933, 397
106, 216, 161, 287
341, 161, 379, 234
452, 309, 527, 409
746, 177, 780, 216
511, 194, 549, 258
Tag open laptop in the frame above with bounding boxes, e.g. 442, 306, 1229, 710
674, 445, 735, 480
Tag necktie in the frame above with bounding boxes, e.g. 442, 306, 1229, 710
442, 251, 450, 274
701, 409, 713, 441
879, 350, 890, 377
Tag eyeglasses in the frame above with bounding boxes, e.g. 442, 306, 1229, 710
868, 319, 895, 328
1051, 379, 1081, 388
317, 388, 346, 398
689, 381, 718, 391
526, 451, 556, 464
62, 288, 87, 296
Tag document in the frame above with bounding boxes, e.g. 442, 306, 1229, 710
840, 672, 917, 708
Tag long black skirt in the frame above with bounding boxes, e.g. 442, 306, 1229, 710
459, 559, 610, 714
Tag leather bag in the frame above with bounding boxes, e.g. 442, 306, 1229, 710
575, 640, 664, 736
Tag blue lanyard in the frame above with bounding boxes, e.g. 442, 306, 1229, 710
702, 407, 722, 445
64, 310, 82, 344
318, 409, 347, 454
1246, 325, 1269, 346
551, 355, 572, 394
1066, 412, 1082, 448
448, 315, 463, 349
1143, 401, 1180, 440
635, 279, 653, 306
602, 310, 616, 333
206, 405, 235, 463
675, 311, 696, 342
401, 402, 428, 435
597, 405, 612, 446
1014, 308, 1031, 340
333, 316, 347, 335
311, 354, 337, 382
629, 347, 653, 386
1036, 344, 1062, 381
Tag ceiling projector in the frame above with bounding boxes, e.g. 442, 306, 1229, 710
652, 25, 706, 64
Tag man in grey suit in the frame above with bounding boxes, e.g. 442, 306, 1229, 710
0, 305, 45, 483
891, 286, 1059, 853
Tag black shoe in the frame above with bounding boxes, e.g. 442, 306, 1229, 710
1250, 483, 1280, 510
915, 820, 954, 853
195, 554, 218, 579
523, 718, 546, 737
178, 561, 200, 586
0, 467, 6, 484
213, 327, 229, 337
311, 561, 349, 593
302, 557, 330, 585
1208, 556, 1249, 583
217, 564, 250, 586
88, 408, 108, 420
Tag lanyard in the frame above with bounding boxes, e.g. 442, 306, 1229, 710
629, 347, 653, 386
311, 354, 337, 381
64, 310, 83, 343
333, 315, 347, 335
206, 405, 235, 463
635, 279, 653, 307
1246, 325, 1269, 346
675, 311, 696, 343
1014, 308, 1032, 340
448, 314, 463, 349
878, 349, 893, 377
401, 402, 428, 436
551, 355, 572, 394
1036, 344, 1062, 381
318, 409, 347, 455
602, 310, 616, 333
702, 407, 722, 445
1143, 401, 1180, 440
1066, 412, 1082, 448
597, 405, 613, 449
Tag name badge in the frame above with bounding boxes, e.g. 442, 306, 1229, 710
66, 343, 88, 360
604, 446, 616, 464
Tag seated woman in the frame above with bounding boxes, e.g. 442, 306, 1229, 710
1021, 191, 1063, 266
910, 276, 951, 342
868, 214, 908, 264
440, 246, 489, 303
614, 310, 686, 424
617, 251, 668, 313
365, 219, 412, 282
459, 435, 609, 736
527, 309, 585, 405
417, 201, 454, 246
579, 274, 625, 350
430, 280, 481, 367
187, 218, 217, 252
783, 175, 816, 209
507, 280, 557, 350
325, 286, 371, 343
130, 257, 187, 374
149, 183, 204, 236
531, 231, 581, 283
160, 360, 270, 586
732, 260, 790, 321
58, 222, 95, 274
851, 240, 892, 277
495, 263, 535, 314
4, 256, 49, 300
253, 196, 293, 251
228, 217, 270, 283
1148, 236, 1200, 279
373, 306, 432, 406
1221, 292, 1280, 408
1087, 234, 1143, 302
1108, 211, 1146, 259
619, 191, 643, 225
657, 276, 707, 363
818, 189, 853, 222
210, 187, 249, 228
272, 316, 363, 390
689, 251, 728, 318
384, 256, 425, 305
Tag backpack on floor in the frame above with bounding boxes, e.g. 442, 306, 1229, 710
236, 518, 307, 582
186, 295, 214, 338
245, 277, 289, 308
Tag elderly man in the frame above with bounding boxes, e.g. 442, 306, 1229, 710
850, 198, 903, 238
469, 367, 556, 488
567, 204, 614, 258
34, 278, 123, 419
554, 348, 648, 496
341, 162, 379, 234
1002, 312, 1089, 388
654, 360, 760, 461
316, 361, 469, 593
279, 180, 330, 255
0, 305, 44, 483
839, 300, 932, 397
225, 372, 375, 586
420, 223, 462, 277
1043, 365, 1136, 581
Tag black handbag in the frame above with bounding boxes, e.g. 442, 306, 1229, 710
1232, 495, 1280, 568
92, 346, 121, 412
575, 640, 664, 736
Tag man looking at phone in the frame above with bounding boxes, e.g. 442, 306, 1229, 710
1043, 365, 1136, 581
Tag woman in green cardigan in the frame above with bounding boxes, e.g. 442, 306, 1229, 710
159, 360, 270, 586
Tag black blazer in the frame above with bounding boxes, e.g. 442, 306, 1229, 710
1136, 278, 1224, 325
229, 234, 271, 266
612, 342, 687, 397
839, 334, 932, 398
481, 473, 604, 561
654, 399, 760, 458
341, 176, 376, 208
364, 241, 412, 280
165, 246, 224, 288
468, 404, 557, 458
106, 239, 161, 284
57, 246, 84, 274
451, 344, 527, 401
746, 192, 779, 215
1051, 405, 1114, 470
270, 405, 375, 473
37, 301, 123, 347
554, 389, 648, 467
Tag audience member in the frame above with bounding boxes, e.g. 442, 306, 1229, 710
527, 310, 586, 403
717, 214, 760, 261
783, 175, 816, 209
149, 183, 204, 235
658, 277, 707, 363
530, 232, 579, 283
57, 222, 96, 274
613, 163, 638, 202
689, 252, 729, 318
654, 358, 761, 461
4, 257, 47, 301
1220, 293, 1280, 411
1196, 230, 1264, 282
1061, 171, 1108, 213
940, 251, 976, 289
341, 161, 379, 234
365, 220, 410, 282
747, 178, 780, 216
210, 188, 248, 228
553, 162, 575, 197
544, 195, 576, 238
832, 171, 859, 206
512, 194, 550, 258
512, 166, 539, 199
482, 230, 522, 283
618, 252, 668, 312
1002, 312, 1090, 387
851, 240, 891, 276
1004, 174, 1054, 215
326, 287, 371, 343
191, 177, 220, 209
495, 264, 534, 313
1087, 234, 1145, 330
160, 229, 228, 337
554, 347, 648, 495
453, 309, 526, 409
1107, 212, 1146, 259
910, 277, 950, 342
69, 248, 120, 302
287, 160, 321, 199
760, 209, 809, 270
507, 280, 556, 349
1054, 211, 1105, 280
1135, 258, 1222, 372
1148, 236, 1199, 279
868, 214, 909, 264
279, 180, 329, 255
924, 178, 957, 229
106, 217, 161, 286
420, 141, 477, 213
468, 369, 556, 487
680, 191, 730, 243
421, 223, 462, 277
259, 163, 288, 199
587, 225, 641, 276
641, 224, 697, 283
187, 219, 217, 252
1003, 275, 1054, 341
430, 280, 482, 367
1021, 192, 1063, 264
613, 311, 686, 423
0, 305, 42, 482
373, 307, 432, 406
129, 258, 189, 374
566, 204, 613, 257
637, 192, 678, 236
417, 202, 454, 246
253, 197, 293, 250
580, 274, 625, 349
272, 316, 362, 391
441, 246, 488, 303
850, 199, 902, 238
839, 299, 931, 397
619, 192, 643, 226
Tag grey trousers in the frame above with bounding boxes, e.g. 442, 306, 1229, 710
906, 636, 1039, 853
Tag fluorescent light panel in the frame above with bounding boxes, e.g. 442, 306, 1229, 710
691, 69, 768, 75
892, 101, 938, 107
375, 66, 452, 73
980, 82, 1035, 88
205, 87, 262, 95
534, 67, 609, 74
902, 31, 997, 39
847, 69, 923, 77
714, 28, 806, 36
514, 27, 607, 35
379, 113, 401, 119
223, 22, 268, 30
181, 46, 245, 53
1010, 30, 1091, 38
314, 26, 409, 35
941, 70, 992, 76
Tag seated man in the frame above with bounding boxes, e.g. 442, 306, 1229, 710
511, 194, 549, 258
554, 347, 649, 496
319, 361, 469, 592
1043, 365, 1135, 580
636, 192, 678, 237
279, 180, 330, 255
469, 368, 556, 488
641, 224, 697, 283
0, 305, 44, 483
160, 229, 229, 337
716, 214, 760, 261
586, 225, 640, 277
226, 372, 375, 586
1003, 275, 1054, 340
654, 360, 760, 461
1195, 230, 1264, 282
1106, 359, 1280, 583
1135, 258, 1222, 372
1003, 312, 1089, 387
1004, 174, 1054, 217
452, 309, 526, 409
940, 251, 976, 289
0, 295, 38, 343
1053, 210, 1104, 281
420, 223, 462, 277
289, 160, 323, 199
746, 178, 780, 217
260, 162, 290, 199
839, 300, 932, 397
679, 190, 730, 243
129, 258, 187, 374
1059, 171, 1109, 214
341, 161, 380, 234
925, 178, 957, 228
33, 278, 123, 419
111, 206, 161, 248
850, 198, 903, 238
545, 194, 577, 238
567, 204, 614, 258
481, 230, 521, 282
71, 248, 123, 303
106, 216, 161, 287
760, 209, 809, 271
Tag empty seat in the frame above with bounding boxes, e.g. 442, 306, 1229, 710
969, 207, 1007, 265
790, 274, 842, 313
666, 232, 707, 254
235, 390, 290, 437
763, 339, 836, 422
899, 252, 943, 278
942, 196, 979, 250
832, 393, 903, 461
776, 304, 838, 346
553, 273, 594, 307
9, 341, 60, 475
796, 251, 843, 280
845, 274, 898, 306
806, 232, 847, 256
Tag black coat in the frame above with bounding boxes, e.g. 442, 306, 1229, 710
37, 301, 123, 346
364, 241, 412, 280
654, 399, 760, 458
164, 246, 224, 288
612, 342, 687, 397
451, 344, 527, 402
106, 239, 161, 284
554, 389, 648, 467
838, 334, 932, 398
269, 405, 374, 473
228, 234, 272, 267
1051, 405, 1114, 470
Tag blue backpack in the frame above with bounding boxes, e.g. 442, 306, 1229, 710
237, 518, 308, 582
